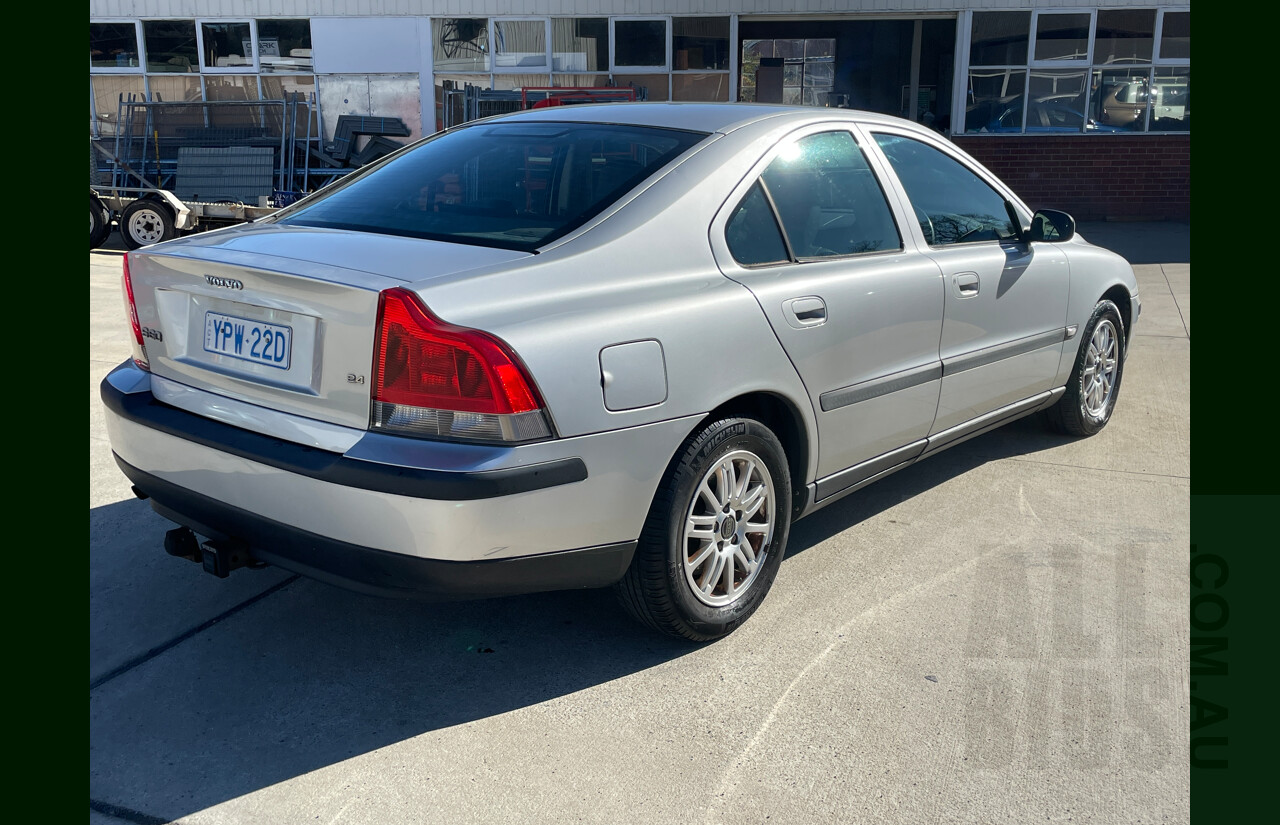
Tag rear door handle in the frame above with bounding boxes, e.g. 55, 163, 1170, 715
783, 296, 827, 328
953, 272, 980, 298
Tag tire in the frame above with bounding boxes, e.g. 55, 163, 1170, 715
616, 417, 793, 642
90, 196, 111, 249
1045, 299, 1126, 437
120, 200, 176, 250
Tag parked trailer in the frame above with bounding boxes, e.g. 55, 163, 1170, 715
90, 185, 280, 250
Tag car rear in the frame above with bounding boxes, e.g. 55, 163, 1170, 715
101, 116, 716, 598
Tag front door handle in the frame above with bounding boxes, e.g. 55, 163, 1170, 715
783, 296, 827, 328
953, 272, 980, 298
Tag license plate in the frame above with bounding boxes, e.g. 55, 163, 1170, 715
203, 311, 292, 370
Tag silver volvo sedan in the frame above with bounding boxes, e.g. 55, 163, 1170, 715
102, 103, 1140, 641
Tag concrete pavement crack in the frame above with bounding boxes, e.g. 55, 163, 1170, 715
90, 575, 299, 692
89, 798, 169, 825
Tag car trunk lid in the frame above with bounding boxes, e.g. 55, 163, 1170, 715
125, 226, 532, 433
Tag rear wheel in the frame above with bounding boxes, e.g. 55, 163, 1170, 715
120, 200, 176, 249
1045, 299, 1125, 436
90, 196, 111, 249
616, 417, 792, 642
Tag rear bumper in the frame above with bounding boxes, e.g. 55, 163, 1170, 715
116, 456, 635, 600
100, 361, 699, 593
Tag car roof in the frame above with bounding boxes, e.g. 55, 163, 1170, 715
469, 101, 938, 138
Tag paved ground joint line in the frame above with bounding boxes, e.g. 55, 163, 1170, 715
90, 575, 299, 692
1005, 455, 1189, 481
1160, 264, 1191, 340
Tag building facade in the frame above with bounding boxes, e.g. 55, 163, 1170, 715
90, 1, 1190, 219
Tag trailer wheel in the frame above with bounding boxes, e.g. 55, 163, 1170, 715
120, 200, 176, 249
90, 196, 111, 249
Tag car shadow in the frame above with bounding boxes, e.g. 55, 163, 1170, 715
90, 411, 1069, 820
784, 411, 1071, 557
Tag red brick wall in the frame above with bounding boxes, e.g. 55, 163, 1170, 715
951, 135, 1190, 221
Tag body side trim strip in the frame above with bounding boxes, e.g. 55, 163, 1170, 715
942, 327, 1068, 376
819, 362, 942, 412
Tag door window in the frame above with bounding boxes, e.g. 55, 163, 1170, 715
757, 131, 901, 259
872, 134, 1019, 246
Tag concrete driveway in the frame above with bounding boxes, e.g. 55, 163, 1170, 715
90, 223, 1190, 824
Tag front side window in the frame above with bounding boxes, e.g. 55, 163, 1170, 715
277, 122, 706, 251
873, 134, 1018, 246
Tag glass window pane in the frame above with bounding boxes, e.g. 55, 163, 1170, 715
970, 12, 1029, 66
1092, 69, 1152, 132
615, 20, 667, 67
762, 132, 902, 258
873, 134, 1018, 246
726, 182, 788, 266
91, 75, 145, 134
1025, 70, 1088, 132
434, 19, 488, 72
1152, 68, 1189, 131
1034, 13, 1090, 62
965, 69, 1026, 133
148, 75, 202, 102
672, 73, 729, 101
257, 20, 312, 73
278, 122, 707, 251
613, 74, 669, 102
805, 39, 836, 59
144, 20, 198, 73
201, 22, 253, 69
1159, 13, 1189, 61
91, 23, 140, 69
673, 17, 729, 71
552, 18, 608, 72
774, 40, 804, 60
1095, 10, 1156, 65
204, 76, 259, 101
494, 20, 546, 69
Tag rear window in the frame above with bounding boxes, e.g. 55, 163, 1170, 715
275, 121, 707, 251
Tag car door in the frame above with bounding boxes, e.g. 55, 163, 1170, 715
710, 126, 944, 499
865, 128, 1070, 437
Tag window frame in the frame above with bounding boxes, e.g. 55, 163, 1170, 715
1154, 10, 1190, 66
1028, 9, 1095, 67
90, 19, 145, 74
490, 17, 552, 74
610, 17, 672, 73
195, 18, 259, 73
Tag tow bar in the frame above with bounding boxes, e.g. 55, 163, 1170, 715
164, 526, 262, 578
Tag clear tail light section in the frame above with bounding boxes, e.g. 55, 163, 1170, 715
121, 253, 150, 371
371, 287, 552, 443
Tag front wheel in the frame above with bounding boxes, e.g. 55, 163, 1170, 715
616, 417, 792, 642
120, 200, 176, 249
1045, 299, 1126, 436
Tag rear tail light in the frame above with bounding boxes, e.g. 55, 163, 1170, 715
371, 287, 552, 443
121, 253, 150, 371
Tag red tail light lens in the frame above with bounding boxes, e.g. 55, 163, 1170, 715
121, 253, 150, 371
371, 288, 550, 442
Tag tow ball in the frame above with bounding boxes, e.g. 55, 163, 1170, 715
164, 527, 262, 578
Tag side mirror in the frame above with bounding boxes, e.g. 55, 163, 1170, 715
1029, 209, 1076, 242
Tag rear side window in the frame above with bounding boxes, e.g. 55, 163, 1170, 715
277, 122, 707, 251
725, 181, 789, 266
872, 133, 1019, 246
759, 131, 901, 260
